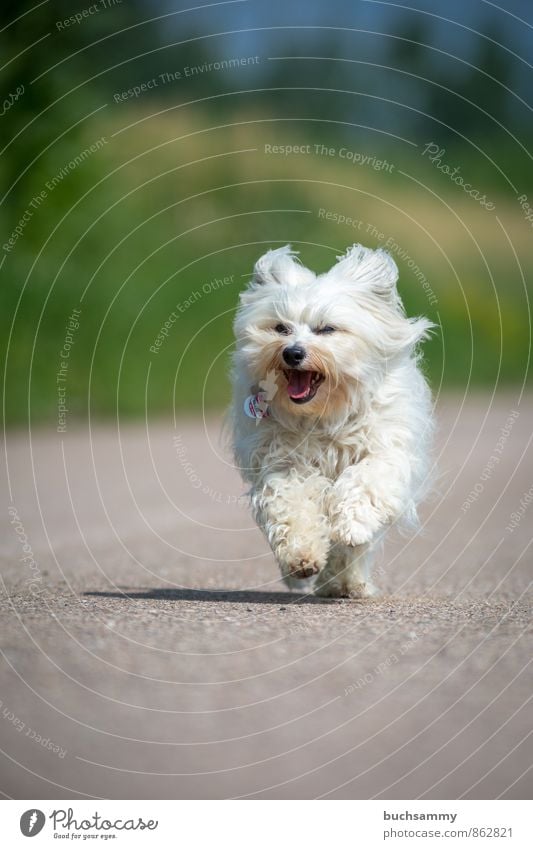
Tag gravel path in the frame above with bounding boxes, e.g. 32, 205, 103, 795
1, 395, 531, 799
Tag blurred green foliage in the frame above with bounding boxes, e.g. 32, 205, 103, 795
1, 1, 531, 425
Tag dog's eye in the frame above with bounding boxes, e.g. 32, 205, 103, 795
314, 325, 336, 335
274, 323, 291, 335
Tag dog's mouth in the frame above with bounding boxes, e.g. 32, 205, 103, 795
283, 369, 324, 404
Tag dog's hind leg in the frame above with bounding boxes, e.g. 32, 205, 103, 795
314, 542, 378, 599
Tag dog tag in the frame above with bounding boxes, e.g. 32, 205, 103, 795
244, 393, 270, 419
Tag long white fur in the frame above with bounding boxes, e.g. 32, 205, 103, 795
231, 244, 434, 598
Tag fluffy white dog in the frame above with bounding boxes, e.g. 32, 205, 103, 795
230, 244, 433, 598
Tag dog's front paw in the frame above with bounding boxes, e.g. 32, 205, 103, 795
328, 494, 389, 547
290, 558, 321, 579
314, 578, 378, 599
330, 514, 375, 546
279, 551, 327, 581
279, 558, 322, 589
276, 538, 329, 582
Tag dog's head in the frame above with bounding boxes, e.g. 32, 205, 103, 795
233, 244, 432, 418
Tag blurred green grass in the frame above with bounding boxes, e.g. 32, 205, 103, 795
1, 110, 531, 425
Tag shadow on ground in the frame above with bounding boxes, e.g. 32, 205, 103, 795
84, 588, 340, 605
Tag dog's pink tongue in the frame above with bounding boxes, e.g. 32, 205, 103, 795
287, 370, 312, 399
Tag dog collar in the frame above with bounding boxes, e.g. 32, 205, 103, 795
243, 392, 270, 420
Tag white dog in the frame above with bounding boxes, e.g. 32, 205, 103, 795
230, 244, 433, 598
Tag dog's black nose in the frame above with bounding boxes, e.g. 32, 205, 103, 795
283, 345, 306, 366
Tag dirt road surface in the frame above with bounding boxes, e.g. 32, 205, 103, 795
1, 395, 531, 799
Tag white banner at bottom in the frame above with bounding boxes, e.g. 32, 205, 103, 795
1, 799, 530, 848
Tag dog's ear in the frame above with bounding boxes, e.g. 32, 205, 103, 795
391, 315, 435, 351
333, 244, 434, 353
250, 245, 313, 288
332, 244, 399, 300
